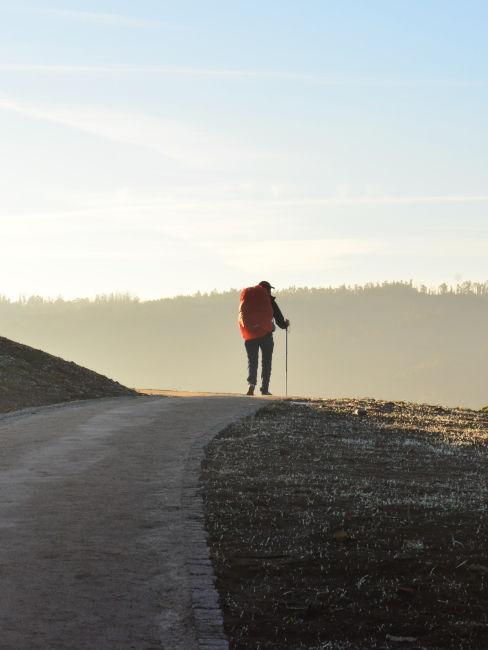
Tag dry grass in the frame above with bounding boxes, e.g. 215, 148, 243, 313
202, 399, 488, 649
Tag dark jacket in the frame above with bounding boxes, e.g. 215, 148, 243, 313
271, 297, 287, 329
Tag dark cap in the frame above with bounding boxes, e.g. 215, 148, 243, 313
258, 280, 275, 290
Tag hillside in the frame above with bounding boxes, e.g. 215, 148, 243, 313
0, 336, 136, 413
1, 282, 488, 407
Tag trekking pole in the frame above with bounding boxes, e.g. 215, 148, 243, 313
285, 325, 288, 397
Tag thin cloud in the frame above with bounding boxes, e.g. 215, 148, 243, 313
270, 195, 488, 206
0, 63, 316, 79
219, 236, 488, 275
2, 97, 487, 211
220, 239, 385, 274
0, 96, 242, 168
386, 237, 488, 258
5, 7, 167, 28
0, 63, 484, 88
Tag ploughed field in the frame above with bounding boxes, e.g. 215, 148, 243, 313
201, 399, 488, 649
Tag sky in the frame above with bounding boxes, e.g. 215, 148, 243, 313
1, 1, 487, 299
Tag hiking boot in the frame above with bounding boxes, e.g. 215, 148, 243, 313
260, 389, 272, 396
246, 384, 255, 396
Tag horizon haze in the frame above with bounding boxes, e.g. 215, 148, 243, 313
2, 283, 488, 409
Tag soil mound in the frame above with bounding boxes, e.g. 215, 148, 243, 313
0, 335, 136, 413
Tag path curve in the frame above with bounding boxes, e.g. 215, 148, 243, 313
0, 394, 264, 649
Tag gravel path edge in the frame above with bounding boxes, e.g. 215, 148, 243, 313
182, 405, 264, 650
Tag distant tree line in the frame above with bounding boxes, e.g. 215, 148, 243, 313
1, 282, 487, 408
4, 280, 488, 306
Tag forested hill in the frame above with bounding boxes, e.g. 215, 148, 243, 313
1, 282, 487, 408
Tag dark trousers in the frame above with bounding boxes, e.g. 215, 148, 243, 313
245, 333, 274, 391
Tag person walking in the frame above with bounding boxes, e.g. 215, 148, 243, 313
238, 281, 289, 396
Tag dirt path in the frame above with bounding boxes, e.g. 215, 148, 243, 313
0, 394, 262, 650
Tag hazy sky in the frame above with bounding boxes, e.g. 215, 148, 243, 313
1, 1, 487, 298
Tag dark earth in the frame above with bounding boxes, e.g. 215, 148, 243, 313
201, 399, 488, 649
0, 335, 135, 412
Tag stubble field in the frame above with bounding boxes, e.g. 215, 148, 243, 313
202, 399, 488, 649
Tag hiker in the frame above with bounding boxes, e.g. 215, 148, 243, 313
238, 281, 289, 396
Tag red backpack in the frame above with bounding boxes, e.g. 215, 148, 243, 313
238, 285, 273, 341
